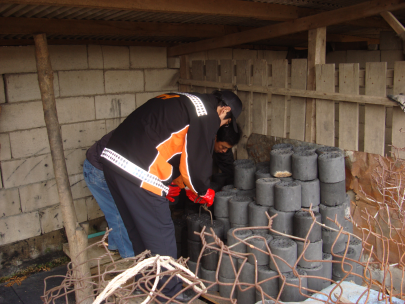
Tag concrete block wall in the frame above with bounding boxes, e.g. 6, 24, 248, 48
0, 45, 179, 246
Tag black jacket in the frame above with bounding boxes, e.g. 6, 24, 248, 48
101, 93, 220, 196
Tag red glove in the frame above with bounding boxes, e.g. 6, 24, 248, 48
166, 183, 181, 202
185, 188, 215, 207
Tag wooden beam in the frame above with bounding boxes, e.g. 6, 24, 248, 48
0, 39, 174, 47
0, 16, 251, 38
284, 32, 379, 44
380, 11, 405, 39
3, 0, 317, 21
178, 78, 397, 106
345, 17, 391, 29
168, 0, 405, 56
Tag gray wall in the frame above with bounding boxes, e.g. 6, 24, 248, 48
0, 45, 179, 246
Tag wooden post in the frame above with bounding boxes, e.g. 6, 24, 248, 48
33, 33, 93, 304
305, 27, 326, 143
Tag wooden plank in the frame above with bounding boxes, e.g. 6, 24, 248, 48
167, 0, 405, 56
306, 27, 326, 143
270, 59, 288, 138
364, 62, 387, 156
339, 63, 360, 151
192, 60, 205, 94
179, 55, 190, 92
0, 17, 253, 38
290, 59, 307, 141
235, 60, 251, 159
8, 0, 315, 21
251, 59, 268, 135
392, 61, 405, 159
315, 64, 335, 146
205, 60, 219, 93
178, 78, 397, 106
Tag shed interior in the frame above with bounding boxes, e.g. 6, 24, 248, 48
0, 0, 405, 301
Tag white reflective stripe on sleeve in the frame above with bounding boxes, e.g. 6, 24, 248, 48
101, 148, 169, 193
175, 92, 207, 117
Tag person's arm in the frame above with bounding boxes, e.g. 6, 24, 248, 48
179, 113, 218, 196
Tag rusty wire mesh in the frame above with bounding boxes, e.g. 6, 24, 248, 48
42, 150, 405, 304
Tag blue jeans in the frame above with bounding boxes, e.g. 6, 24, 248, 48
83, 159, 134, 258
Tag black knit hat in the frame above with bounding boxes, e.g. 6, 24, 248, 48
218, 90, 242, 133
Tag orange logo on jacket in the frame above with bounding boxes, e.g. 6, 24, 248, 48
156, 94, 180, 100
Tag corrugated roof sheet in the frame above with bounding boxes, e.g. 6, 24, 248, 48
0, 1, 400, 47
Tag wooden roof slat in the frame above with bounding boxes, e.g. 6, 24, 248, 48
0, 0, 318, 22
44, 6, 72, 18
2, 3, 27, 16
0, 16, 256, 38
72, 8, 99, 20
26, 5, 53, 17
0, 4, 15, 14
13, 4, 36, 16
54, 6, 83, 19
168, 0, 405, 56
98, 9, 127, 21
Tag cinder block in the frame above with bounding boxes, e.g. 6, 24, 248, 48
0, 134, 11, 161
259, 50, 288, 63
130, 46, 167, 68
0, 211, 41, 246
65, 148, 87, 176
381, 50, 404, 69
207, 48, 233, 60
95, 94, 136, 119
73, 198, 88, 223
59, 70, 104, 97
347, 50, 380, 69
56, 96, 95, 124
19, 179, 59, 212
39, 204, 63, 234
102, 46, 130, 69
61, 120, 106, 150
0, 46, 37, 74
106, 118, 125, 133
233, 49, 258, 60
326, 51, 347, 65
380, 31, 402, 50
2, 154, 55, 188
86, 196, 104, 220
0, 75, 5, 103
5, 73, 60, 102
49, 45, 88, 71
144, 69, 179, 92
9, 128, 50, 159
88, 45, 103, 69
167, 57, 180, 69
105, 70, 144, 94
70, 173, 91, 200
0, 188, 21, 217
